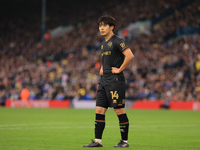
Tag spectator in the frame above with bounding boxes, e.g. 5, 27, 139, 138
20, 85, 30, 101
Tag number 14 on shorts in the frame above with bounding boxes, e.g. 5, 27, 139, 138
110, 91, 119, 99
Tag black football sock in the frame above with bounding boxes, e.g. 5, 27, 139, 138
118, 113, 129, 141
95, 113, 105, 139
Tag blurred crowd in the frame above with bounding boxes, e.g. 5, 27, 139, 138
0, 0, 200, 105
152, 0, 200, 42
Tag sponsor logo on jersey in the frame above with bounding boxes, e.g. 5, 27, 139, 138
101, 51, 111, 56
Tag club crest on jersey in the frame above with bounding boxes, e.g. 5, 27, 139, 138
108, 42, 112, 48
101, 45, 103, 49
120, 43, 125, 49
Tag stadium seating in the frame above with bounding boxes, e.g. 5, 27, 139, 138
0, 0, 200, 104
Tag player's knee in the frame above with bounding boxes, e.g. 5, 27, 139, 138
96, 106, 107, 115
114, 108, 125, 115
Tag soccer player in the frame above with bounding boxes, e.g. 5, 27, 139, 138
83, 15, 134, 148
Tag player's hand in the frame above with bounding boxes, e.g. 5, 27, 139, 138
100, 67, 103, 76
111, 67, 120, 74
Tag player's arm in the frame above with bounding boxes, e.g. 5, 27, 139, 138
100, 65, 103, 76
112, 49, 134, 74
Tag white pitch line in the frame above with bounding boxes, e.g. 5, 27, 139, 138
0, 121, 197, 127
0, 122, 74, 127
0, 124, 196, 130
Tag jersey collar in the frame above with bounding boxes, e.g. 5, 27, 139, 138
105, 34, 114, 42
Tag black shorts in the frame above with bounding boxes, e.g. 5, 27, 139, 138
96, 82, 126, 109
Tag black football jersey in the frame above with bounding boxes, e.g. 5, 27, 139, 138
100, 34, 129, 84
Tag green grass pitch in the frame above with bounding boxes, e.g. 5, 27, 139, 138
0, 108, 200, 150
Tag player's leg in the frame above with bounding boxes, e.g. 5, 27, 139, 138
108, 81, 129, 147
114, 108, 129, 147
83, 106, 107, 147
83, 84, 108, 147
94, 106, 107, 144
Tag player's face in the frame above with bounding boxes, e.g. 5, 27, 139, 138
99, 22, 113, 36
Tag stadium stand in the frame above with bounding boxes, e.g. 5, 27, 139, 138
0, 0, 200, 106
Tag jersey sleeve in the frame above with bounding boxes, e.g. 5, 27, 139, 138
115, 37, 130, 54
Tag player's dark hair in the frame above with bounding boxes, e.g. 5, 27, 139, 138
97, 15, 116, 30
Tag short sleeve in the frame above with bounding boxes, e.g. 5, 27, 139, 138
115, 37, 130, 54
